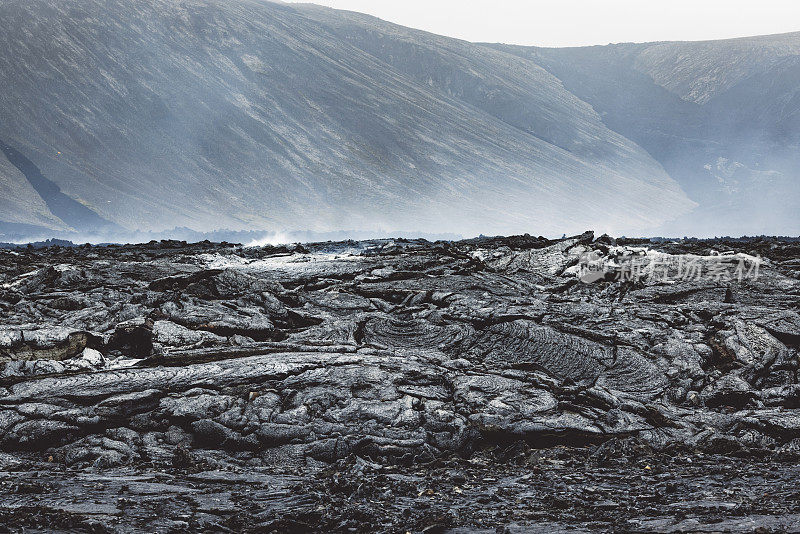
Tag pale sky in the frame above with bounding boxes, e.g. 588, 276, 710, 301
284, 0, 800, 47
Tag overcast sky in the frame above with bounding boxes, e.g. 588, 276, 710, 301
284, 0, 800, 47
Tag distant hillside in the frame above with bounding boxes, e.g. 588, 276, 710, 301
1, 1, 796, 240
0, 0, 694, 240
493, 33, 800, 236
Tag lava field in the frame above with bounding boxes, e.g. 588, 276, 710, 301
1, 233, 799, 532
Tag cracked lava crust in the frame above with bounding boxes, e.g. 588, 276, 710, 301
1, 232, 799, 532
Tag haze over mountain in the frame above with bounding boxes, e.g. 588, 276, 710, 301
494, 33, 800, 236
0, 0, 796, 241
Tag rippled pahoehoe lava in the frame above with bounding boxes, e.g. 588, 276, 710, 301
0, 232, 799, 531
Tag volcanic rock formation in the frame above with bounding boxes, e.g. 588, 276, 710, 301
0, 233, 799, 530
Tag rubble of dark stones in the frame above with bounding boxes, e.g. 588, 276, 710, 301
1, 232, 799, 532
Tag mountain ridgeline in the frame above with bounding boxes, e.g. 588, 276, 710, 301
0, 0, 797, 240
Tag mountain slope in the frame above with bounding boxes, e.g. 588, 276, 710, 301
632, 32, 800, 104
0, 0, 693, 239
0, 146, 66, 231
494, 33, 800, 236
